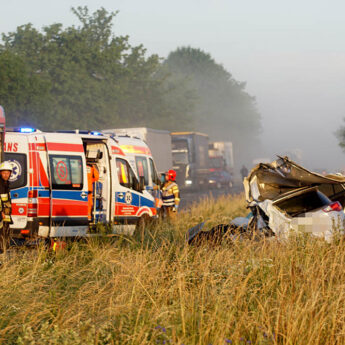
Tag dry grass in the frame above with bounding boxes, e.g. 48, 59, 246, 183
1, 194, 345, 344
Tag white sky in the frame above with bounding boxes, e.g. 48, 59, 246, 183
1, 0, 345, 170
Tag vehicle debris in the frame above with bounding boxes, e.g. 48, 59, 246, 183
188, 156, 345, 244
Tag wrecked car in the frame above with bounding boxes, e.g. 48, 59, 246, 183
188, 156, 345, 244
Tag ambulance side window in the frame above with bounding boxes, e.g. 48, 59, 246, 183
135, 157, 149, 185
116, 158, 140, 192
149, 158, 160, 185
49, 155, 83, 190
4, 153, 27, 190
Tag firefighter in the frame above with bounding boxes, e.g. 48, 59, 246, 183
161, 169, 180, 219
0, 161, 13, 252
87, 163, 100, 221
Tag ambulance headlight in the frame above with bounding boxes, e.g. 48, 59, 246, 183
185, 180, 193, 185
20, 128, 35, 133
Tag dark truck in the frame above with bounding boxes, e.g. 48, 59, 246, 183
171, 132, 209, 190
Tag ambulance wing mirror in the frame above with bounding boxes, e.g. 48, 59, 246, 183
97, 150, 103, 160
156, 174, 162, 187
139, 176, 145, 191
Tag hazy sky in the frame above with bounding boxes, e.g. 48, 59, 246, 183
2, 0, 345, 170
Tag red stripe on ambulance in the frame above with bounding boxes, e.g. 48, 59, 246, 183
52, 199, 88, 216
46, 143, 84, 152
111, 146, 125, 156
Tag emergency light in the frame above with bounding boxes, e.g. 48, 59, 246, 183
20, 128, 35, 133
90, 131, 102, 136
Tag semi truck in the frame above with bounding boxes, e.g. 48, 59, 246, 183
103, 128, 172, 174
171, 132, 209, 190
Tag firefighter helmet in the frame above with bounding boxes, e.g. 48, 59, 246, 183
0, 161, 13, 172
167, 169, 177, 181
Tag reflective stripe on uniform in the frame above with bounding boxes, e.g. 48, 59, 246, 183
3, 215, 11, 223
162, 194, 175, 206
162, 181, 180, 206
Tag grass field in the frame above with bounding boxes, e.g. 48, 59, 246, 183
2, 194, 345, 344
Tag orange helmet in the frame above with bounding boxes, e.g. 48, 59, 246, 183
167, 169, 177, 181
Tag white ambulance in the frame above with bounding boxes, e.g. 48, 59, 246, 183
102, 132, 163, 207
5, 128, 157, 239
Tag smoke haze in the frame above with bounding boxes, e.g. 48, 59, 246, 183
1, 0, 345, 171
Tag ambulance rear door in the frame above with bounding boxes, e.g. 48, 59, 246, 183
5, 133, 30, 233
45, 134, 89, 237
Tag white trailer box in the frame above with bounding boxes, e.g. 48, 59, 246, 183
103, 128, 172, 173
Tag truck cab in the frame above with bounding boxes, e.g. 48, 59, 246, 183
171, 132, 210, 190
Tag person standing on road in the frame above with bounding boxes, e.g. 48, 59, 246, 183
0, 161, 13, 252
240, 165, 249, 180
162, 170, 180, 219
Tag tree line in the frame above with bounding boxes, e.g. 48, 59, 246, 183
0, 6, 261, 157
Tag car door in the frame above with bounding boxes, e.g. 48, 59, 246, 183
115, 158, 141, 220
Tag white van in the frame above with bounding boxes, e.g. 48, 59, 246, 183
5, 128, 157, 239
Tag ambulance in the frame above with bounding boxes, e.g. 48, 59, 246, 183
103, 132, 161, 188
102, 132, 163, 207
5, 128, 157, 239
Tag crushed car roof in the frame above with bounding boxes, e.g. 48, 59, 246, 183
244, 156, 345, 204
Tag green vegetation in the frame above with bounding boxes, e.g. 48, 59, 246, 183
0, 7, 260, 150
0, 7, 194, 131
1, 194, 345, 344
164, 47, 261, 142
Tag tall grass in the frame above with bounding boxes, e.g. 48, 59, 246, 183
1, 194, 345, 344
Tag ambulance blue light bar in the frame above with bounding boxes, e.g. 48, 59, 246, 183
90, 131, 102, 136
20, 128, 36, 133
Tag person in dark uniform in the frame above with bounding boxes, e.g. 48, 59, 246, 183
240, 165, 249, 180
0, 161, 13, 252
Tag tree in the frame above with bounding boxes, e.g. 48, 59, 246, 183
0, 7, 194, 131
163, 46, 262, 164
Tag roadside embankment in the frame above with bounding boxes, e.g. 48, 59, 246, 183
1, 194, 345, 345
